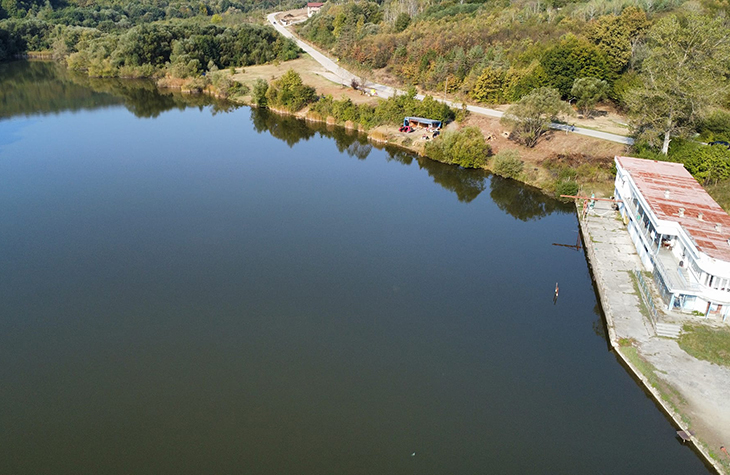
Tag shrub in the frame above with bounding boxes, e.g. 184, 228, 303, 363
683, 145, 730, 185
252, 78, 268, 107
555, 180, 579, 197
425, 127, 490, 168
491, 150, 524, 179
183, 76, 209, 93
265, 69, 316, 112
558, 167, 578, 181
698, 110, 730, 142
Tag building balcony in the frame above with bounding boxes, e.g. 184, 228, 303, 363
654, 249, 700, 294
622, 198, 659, 255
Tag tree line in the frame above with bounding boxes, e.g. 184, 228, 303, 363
0, 0, 301, 77
296, 0, 730, 191
298, 2, 730, 142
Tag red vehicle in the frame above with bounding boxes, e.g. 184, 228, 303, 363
399, 125, 413, 133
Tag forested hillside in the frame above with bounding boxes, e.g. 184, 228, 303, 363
0, 0, 301, 77
3, 0, 730, 186
298, 0, 730, 163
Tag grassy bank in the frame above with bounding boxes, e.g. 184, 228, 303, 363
679, 324, 730, 367
618, 342, 689, 425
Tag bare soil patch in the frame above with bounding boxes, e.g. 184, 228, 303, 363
462, 113, 627, 164
480, 102, 630, 136
231, 55, 379, 106
272, 8, 308, 25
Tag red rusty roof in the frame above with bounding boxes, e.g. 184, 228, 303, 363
307, 2, 324, 7
617, 156, 730, 262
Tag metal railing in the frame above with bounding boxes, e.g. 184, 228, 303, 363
634, 270, 659, 326
623, 199, 658, 254
653, 253, 701, 293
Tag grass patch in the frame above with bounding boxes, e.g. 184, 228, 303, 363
704, 443, 730, 472
618, 337, 635, 347
627, 271, 651, 321
621, 346, 688, 419
678, 324, 730, 367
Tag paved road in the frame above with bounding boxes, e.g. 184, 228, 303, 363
267, 13, 634, 145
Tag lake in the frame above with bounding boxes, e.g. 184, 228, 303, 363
0, 61, 710, 474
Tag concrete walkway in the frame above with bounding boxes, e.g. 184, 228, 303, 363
582, 201, 730, 474
267, 13, 634, 146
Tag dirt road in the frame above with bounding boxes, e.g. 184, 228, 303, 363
267, 12, 635, 146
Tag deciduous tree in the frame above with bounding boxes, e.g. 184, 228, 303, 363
571, 77, 608, 117
471, 67, 505, 104
540, 34, 611, 97
586, 6, 649, 74
252, 78, 268, 107
501, 87, 572, 147
265, 69, 316, 112
625, 14, 730, 154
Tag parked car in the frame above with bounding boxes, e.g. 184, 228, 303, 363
709, 141, 730, 149
399, 125, 413, 133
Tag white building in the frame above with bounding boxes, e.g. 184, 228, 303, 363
307, 2, 324, 17
614, 156, 730, 320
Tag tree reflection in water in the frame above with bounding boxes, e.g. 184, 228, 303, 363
1, 60, 569, 220
490, 175, 572, 221
0, 60, 234, 120
383, 146, 488, 203
249, 109, 571, 215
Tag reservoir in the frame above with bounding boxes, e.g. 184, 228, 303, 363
0, 61, 711, 474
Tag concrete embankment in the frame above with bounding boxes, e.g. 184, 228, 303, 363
579, 200, 730, 475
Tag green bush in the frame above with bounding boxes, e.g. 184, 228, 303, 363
309, 89, 456, 129
252, 78, 268, 107
425, 127, 490, 169
558, 167, 578, 180
683, 145, 730, 185
491, 149, 524, 179
698, 109, 730, 142
394, 12, 410, 32
555, 180, 579, 197
265, 69, 316, 112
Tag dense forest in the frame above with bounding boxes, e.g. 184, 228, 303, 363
0, 0, 301, 77
297, 0, 730, 167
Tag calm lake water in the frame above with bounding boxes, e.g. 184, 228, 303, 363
0, 61, 710, 474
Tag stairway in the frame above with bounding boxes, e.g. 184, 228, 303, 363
655, 322, 682, 339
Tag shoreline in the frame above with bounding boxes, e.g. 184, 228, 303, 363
227, 95, 574, 195
15, 56, 619, 199
579, 200, 730, 475
242, 96, 729, 473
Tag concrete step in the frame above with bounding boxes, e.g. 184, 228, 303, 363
655, 322, 682, 339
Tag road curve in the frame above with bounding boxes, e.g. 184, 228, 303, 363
267, 13, 634, 146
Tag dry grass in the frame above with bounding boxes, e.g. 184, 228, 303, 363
230, 55, 379, 106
